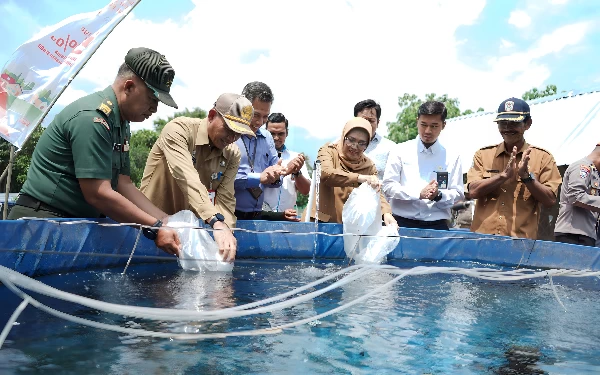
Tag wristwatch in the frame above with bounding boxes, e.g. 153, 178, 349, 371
292, 170, 302, 177
142, 219, 163, 241
520, 172, 535, 183
432, 191, 443, 202
207, 213, 225, 228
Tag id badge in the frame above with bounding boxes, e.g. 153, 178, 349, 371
247, 187, 263, 200
436, 171, 449, 189
208, 190, 216, 205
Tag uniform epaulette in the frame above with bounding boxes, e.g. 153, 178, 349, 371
478, 144, 498, 151
529, 145, 552, 155
97, 98, 114, 117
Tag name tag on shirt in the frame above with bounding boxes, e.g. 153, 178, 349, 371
208, 190, 216, 205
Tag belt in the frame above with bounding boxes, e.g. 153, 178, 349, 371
15, 194, 73, 217
235, 210, 261, 220
392, 215, 447, 226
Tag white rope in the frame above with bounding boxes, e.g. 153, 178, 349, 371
1, 264, 599, 343
13, 216, 542, 243
121, 228, 142, 275
0, 296, 30, 349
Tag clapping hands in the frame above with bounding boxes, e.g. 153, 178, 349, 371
420, 180, 439, 200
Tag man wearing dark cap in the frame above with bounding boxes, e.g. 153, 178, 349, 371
467, 97, 562, 239
140, 93, 255, 261
8, 47, 181, 256
554, 143, 600, 247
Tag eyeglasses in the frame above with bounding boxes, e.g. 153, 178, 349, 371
344, 136, 368, 150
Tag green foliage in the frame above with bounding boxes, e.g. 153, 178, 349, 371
386, 93, 463, 144
128, 129, 160, 187
153, 107, 207, 133
522, 85, 558, 101
0, 125, 44, 192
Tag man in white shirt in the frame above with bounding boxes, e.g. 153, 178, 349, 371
382, 101, 464, 230
263, 113, 311, 215
354, 99, 396, 180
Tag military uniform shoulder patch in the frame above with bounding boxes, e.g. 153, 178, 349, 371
580, 164, 591, 179
98, 99, 113, 116
93, 117, 110, 131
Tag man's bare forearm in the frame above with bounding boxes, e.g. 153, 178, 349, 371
295, 173, 311, 195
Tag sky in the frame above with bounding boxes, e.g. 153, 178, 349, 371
1, 0, 599, 162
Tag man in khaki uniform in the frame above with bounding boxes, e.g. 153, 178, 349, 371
467, 97, 562, 239
140, 93, 255, 261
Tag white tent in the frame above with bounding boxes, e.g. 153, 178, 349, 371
439, 90, 600, 171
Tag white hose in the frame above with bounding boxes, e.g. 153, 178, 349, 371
1, 264, 597, 344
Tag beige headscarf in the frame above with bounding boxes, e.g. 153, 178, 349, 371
333, 117, 373, 172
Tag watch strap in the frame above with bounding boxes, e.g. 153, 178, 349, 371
208, 213, 225, 228
142, 219, 162, 240
520, 172, 534, 183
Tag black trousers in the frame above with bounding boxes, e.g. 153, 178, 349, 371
234, 210, 286, 221
392, 214, 449, 231
554, 233, 596, 247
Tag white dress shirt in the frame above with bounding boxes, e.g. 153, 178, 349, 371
365, 133, 396, 180
263, 146, 311, 212
382, 137, 464, 221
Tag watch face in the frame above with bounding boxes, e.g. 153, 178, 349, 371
143, 228, 158, 241
216, 213, 225, 221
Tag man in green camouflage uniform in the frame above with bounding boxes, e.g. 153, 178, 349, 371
8, 47, 181, 256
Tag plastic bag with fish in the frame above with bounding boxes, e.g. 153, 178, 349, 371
168, 210, 233, 272
341, 183, 399, 263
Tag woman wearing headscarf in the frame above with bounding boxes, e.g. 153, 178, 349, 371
306, 117, 398, 227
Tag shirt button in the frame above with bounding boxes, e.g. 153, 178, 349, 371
501, 202, 505, 206
499, 216, 502, 220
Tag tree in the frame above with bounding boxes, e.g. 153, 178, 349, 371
522, 84, 557, 101
128, 129, 159, 187
0, 126, 44, 192
386, 93, 465, 144
153, 107, 207, 133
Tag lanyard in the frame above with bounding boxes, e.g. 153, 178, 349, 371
241, 136, 258, 172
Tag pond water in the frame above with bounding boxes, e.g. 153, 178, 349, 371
1, 259, 600, 374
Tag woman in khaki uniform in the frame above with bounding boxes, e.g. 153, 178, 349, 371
305, 117, 397, 228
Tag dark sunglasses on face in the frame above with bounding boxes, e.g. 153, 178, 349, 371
497, 121, 524, 130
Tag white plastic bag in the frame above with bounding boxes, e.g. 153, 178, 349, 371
342, 183, 399, 264
354, 225, 400, 264
168, 210, 233, 272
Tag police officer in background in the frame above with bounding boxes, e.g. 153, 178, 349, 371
8, 47, 181, 256
554, 143, 600, 246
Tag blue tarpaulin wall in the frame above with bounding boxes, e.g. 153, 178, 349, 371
1, 218, 599, 277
